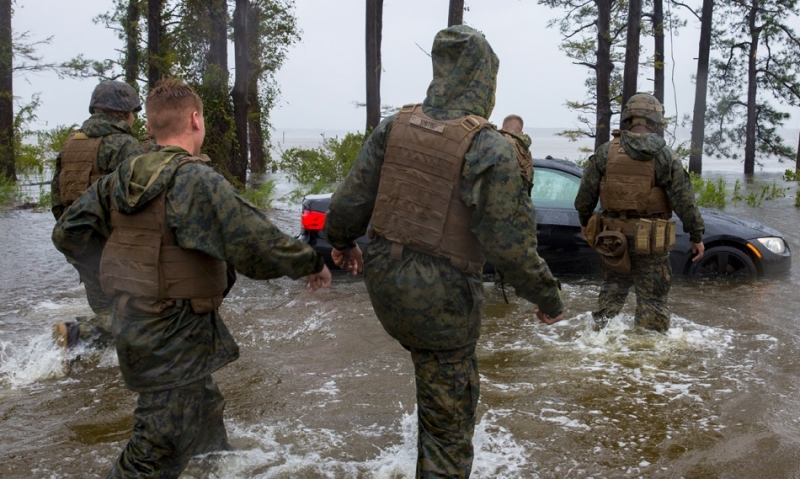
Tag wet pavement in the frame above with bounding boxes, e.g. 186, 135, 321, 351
1, 171, 799, 478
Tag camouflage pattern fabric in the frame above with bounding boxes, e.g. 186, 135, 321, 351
89, 80, 142, 114
53, 146, 323, 392
574, 130, 705, 243
593, 250, 672, 332
324, 25, 563, 477
74, 310, 114, 348
412, 344, 479, 479
500, 130, 534, 193
107, 376, 230, 479
576, 130, 703, 332
51, 113, 144, 221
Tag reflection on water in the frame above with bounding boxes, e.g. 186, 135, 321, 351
1, 170, 799, 478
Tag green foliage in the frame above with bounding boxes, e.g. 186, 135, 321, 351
783, 169, 800, 181
0, 175, 17, 208
796, 188, 800, 207
241, 179, 276, 210
277, 132, 365, 187
695, 176, 727, 209
732, 179, 744, 204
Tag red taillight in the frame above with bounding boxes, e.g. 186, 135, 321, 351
301, 210, 326, 231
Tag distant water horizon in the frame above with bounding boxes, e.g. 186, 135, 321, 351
272, 127, 800, 173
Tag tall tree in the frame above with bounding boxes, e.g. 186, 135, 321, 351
365, 0, 383, 131
621, 0, 642, 115
540, 0, 627, 151
448, 0, 465, 26
706, 0, 800, 174
246, 0, 301, 175
652, 0, 664, 106
124, 0, 140, 87
0, 0, 13, 182
147, 0, 163, 88
231, 0, 249, 185
687, 0, 714, 175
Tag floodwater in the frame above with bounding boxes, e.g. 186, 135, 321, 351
1, 168, 799, 478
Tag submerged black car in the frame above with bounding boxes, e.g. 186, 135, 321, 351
299, 157, 792, 278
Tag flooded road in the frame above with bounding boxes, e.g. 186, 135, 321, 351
1, 171, 799, 478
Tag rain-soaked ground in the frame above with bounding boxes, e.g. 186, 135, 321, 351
1, 170, 800, 478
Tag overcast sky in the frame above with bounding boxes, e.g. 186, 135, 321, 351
13, 0, 800, 133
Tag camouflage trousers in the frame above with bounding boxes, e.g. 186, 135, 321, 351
107, 376, 231, 479
593, 252, 672, 332
80, 267, 113, 313
72, 311, 114, 348
410, 343, 479, 479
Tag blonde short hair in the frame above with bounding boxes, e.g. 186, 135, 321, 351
502, 114, 524, 132
145, 78, 204, 139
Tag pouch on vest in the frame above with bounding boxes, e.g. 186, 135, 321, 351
595, 229, 630, 274
634, 219, 652, 255
665, 220, 676, 252
585, 212, 602, 246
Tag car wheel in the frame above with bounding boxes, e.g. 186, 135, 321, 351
688, 245, 757, 278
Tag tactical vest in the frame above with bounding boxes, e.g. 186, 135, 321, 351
58, 130, 104, 207
99, 154, 228, 314
369, 104, 492, 275
599, 133, 671, 219
501, 131, 533, 184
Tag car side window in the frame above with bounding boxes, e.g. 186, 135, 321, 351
531, 167, 581, 209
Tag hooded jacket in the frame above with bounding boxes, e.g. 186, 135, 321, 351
51, 113, 144, 220
53, 146, 323, 392
575, 129, 705, 244
324, 26, 563, 351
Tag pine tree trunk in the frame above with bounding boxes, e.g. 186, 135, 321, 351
448, 0, 464, 26
147, 0, 163, 89
621, 0, 642, 120
595, 0, 613, 151
248, 86, 266, 174
231, 0, 249, 184
0, 0, 14, 182
365, 0, 383, 132
125, 0, 140, 87
689, 0, 713, 175
743, 1, 759, 175
653, 0, 664, 138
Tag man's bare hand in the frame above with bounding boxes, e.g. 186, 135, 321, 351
332, 245, 363, 276
535, 309, 565, 325
691, 241, 705, 262
305, 265, 332, 291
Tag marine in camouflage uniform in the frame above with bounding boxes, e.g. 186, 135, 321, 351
324, 26, 564, 478
574, 94, 705, 332
499, 114, 534, 194
52, 79, 330, 478
51, 81, 145, 349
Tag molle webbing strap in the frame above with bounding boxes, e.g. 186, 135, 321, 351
370, 104, 489, 274
599, 137, 671, 217
59, 131, 103, 205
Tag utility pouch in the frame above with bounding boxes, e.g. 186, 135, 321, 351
664, 220, 676, 252
634, 219, 652, 255
595, 229, 631, 274
652, 219, 667, 253
585, 212, 602, 246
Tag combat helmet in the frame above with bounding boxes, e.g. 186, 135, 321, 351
88, 80, 142, 114
621, 93, 663, 131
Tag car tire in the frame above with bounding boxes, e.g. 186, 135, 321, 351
688, 245, 757, 278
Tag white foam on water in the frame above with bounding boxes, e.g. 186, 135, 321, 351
0, 332, 69, 387
192, 406, 533, 478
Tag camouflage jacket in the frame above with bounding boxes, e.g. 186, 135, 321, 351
50, 113, 144, 220
500, 130, 534, 191
324, 26, 563, 350
52, 146, 323, 392
574, 130, 705, 243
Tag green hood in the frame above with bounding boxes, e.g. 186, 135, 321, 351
109, 146, 188, 214
81, 113, 134, 138
422, 25, 499, 119
502, 131, 532, 149
620, 130, 667, 161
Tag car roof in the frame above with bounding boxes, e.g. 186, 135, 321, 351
533, 157, 584, 177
